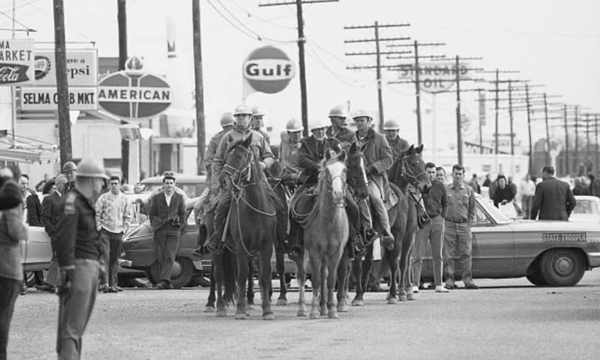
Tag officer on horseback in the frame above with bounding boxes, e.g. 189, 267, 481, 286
278, 118, 304, 182
251, 106, 271, 145
383, 119, 410, 160
204, 104, 275, 254
353, 109, 395, 249
326, 105, 356, 150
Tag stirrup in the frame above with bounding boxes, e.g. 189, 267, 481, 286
289, 246, 303, 261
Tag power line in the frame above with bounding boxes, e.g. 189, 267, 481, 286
224, 0, 297, 30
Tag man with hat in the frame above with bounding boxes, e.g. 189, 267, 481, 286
279, 118, 304, 176
53, 158, 107, 359
326, 105, 356, 150
62, 161, 77, 194
148, 171, 187, 289
205, 104, 275, 253
383, 119, 410, 160
353, 109, 395, 249
251, 106, 271, 145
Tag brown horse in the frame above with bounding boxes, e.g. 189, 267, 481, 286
351, 144, 430, 305
295, 151, 350, 319
214, 135, 281, 320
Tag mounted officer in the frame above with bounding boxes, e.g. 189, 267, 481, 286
251, 106, 271, 145
326, 105, 356, 150
383, 119, 410, 160
204, 104, 275, 253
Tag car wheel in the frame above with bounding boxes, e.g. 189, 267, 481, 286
150, 257, 194, 289
540, 249, 585, 287
525, 272, 548, 286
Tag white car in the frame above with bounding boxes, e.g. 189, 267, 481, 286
571, 196, 600, 223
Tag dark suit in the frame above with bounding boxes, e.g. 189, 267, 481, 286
25, 190, 42, 226
530, 177, 576, 221
297, 136, 341, 186
149, 191, 187, 283
41, 191, 63, 286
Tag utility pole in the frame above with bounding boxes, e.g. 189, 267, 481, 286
525, 85, 533, 174
118, 0, 129, 181
543, 93, 551, 165
586, 113, 590, 171
344, 22, 410, 132
192, 0, 206, 175
477, 88, 484, 154
596, 114, 599, 174
564, 104, 569, 176
260, 0, 338, 137
508, 80, 514, 155
575, 106, 579, 175
53, 0, 72, 167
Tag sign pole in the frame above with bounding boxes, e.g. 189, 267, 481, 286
414, 41, 422, 145
118, 0, 129, 182
455, 55, 463, 165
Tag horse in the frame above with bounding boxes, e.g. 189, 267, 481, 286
294, 150, 350, 319
213, 134, 281, 320
350, 144, 430, 305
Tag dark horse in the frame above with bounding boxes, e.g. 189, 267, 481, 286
350, 144, 430, 305
213, 135, 281, 320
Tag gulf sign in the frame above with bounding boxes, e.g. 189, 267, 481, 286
0, 39, 34, 86
97, 71, 171, 120
243, 46, 295, 94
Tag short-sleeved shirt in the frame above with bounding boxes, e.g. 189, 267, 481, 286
446, 182, 475, 224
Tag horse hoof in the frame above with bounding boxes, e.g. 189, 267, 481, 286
235, 313, 247, 320
387, 297, 398, 305
328, 311, 339, 319
399, 295, 408, 302
263, 313, 275, 321
297, 310, 307, 317
407, 293, 416, 301
276, 299, 287, 306
338, 304, 349, 313
247, 304, 255, 311
351, 299, 364, 307
204, 305, 215, 313
216, 309, 227, 317
309, 313, 320, 320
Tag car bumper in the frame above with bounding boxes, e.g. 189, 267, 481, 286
587, 252, 600, 268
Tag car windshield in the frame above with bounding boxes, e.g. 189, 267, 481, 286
476, 196, 512, 224
573, 199, 600, 215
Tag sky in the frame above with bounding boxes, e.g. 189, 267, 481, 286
2, 0, 599, 159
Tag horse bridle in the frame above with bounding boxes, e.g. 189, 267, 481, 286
222, 146, 254, 191
401, 155, 427, 188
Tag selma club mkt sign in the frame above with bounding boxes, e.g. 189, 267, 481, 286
98, 71, 172, 120
0, 39, 34, 85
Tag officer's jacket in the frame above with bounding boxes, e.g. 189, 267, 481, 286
297, 136, 342, 185
256, 129, 271, 145
41, 191, 62, 239
53, 189, 101, 269
326, 126, 356, 150
388, 136, 410, 160
279, 131, 302, 174
356, 128, 393, 193
204, 129, 228, 183
211, 126, 274, 192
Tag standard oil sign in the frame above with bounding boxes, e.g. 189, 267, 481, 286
243, 46, 295, 94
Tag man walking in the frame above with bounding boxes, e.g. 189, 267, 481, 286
444, 164, 478, 290
53, 159, 107, 360
519, 174, 536, 219
411, 162, 449, 293
149, 171, 187, 289
531, 166, 576, 221
95, 176, 132, 293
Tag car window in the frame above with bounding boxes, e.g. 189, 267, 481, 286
573, 200, 600, 215
475, 206, 491, 225
187, 211, 196, 226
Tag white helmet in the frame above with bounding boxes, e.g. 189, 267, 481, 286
219, 112, 235, 127
328, 105, 348, 118
352, 109, 372, 120
285, 118, 304, 132
383, 119, 401, 130
233, 104, 253, 116
251, 106, 265, 117
309, 119, 329, 131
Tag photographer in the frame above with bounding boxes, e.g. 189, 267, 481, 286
148, 171, 186, 290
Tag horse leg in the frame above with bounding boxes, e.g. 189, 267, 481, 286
309, 253, 321, 319
297, 253, 307, 317
337, 251, 350, 313
402, 235, 416, 301
319, 261, 328, 317
214, 254, 227, 317
204, 262, 216, 312
388, 253, 400, 304
275, 244, 288, 306
246, 260, 255, 311
236, 255, 249, 320
328, 256, 341, 319
260, 251, 274, 320
351, 256, 364, 306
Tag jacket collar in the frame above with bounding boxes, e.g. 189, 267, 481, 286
356, 127, 375, 141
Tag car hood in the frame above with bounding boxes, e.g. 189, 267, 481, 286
507, 219, 600, 232
124, 221, 153, 241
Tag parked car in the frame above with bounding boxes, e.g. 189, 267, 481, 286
419, 195, 600, 287
570, 195, 600, 223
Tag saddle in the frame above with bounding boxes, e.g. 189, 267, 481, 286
290, 186, 319, 228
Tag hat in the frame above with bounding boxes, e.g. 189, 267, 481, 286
163, 171, 176, 181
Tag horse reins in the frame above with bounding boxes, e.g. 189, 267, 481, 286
401, 156, 427, 188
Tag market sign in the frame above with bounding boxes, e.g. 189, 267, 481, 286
20, 87, 97, 111
33, 49, 98, 86
396, 62, 472, 94
243, 46, 295, 94
0, 39, 34, 86
98, 71, 171, 119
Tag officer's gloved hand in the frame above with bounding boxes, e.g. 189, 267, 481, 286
259, 162, 267, 171
57, 268, 74, 296
366, 165, 376, 175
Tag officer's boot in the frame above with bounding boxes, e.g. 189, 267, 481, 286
192, 223, 207, 257
288, 216, 304, 262
344, 195, 366, 257
204, 201, 229, 254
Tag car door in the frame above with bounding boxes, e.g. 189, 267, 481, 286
471, 202, 515, 278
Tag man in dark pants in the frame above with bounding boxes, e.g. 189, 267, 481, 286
531, 166, 576, 221
53, 159, 107, 360
149, 171, 187, 289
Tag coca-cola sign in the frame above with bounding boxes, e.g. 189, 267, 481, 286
0, 39, 34, 86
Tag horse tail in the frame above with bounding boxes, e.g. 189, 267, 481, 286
222, 247, 238, 304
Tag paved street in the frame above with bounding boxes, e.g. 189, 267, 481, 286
9, 271, 600, 360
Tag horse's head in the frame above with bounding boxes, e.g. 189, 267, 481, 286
320, 150, 347, 207
222, 134, 255, 187
345, 142, 369, 200
393, 144, 431, 191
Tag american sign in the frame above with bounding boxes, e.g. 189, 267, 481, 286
20, 87, 98, 111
